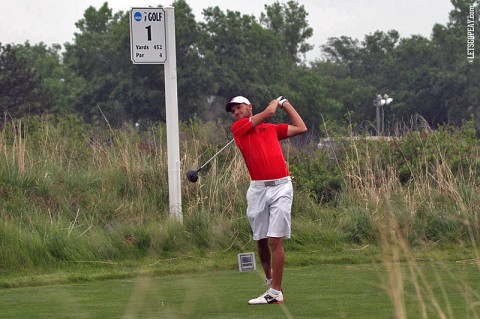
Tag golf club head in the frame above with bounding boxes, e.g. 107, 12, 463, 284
186, 169, 199, 183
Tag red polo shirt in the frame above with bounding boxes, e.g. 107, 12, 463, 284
231, 117, 289, 180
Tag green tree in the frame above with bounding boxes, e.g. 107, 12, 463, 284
307, 60, 376, 129
64, 3, 128, 125
199, 6, 290, 105
427, 0, 480, 127
321, 36, 361, 76
260, 1, 313, 63
385, 36, 436, 123
0, 43, 54, 118
12, 42, 80, 114
172, 0, 217, 121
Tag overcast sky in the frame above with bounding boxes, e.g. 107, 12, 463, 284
0, 0, 453, 61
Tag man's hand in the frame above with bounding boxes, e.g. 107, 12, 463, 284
276, 96, 288, 108
269, 98, 280, 109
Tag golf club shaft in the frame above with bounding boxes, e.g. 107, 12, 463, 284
199, 138, 235, 171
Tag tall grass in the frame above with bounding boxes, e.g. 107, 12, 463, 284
337, 126, 480, 246
0, 116, 258, 273
326, 122, 480, 318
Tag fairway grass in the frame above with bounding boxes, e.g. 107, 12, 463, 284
1, 261, 479, 318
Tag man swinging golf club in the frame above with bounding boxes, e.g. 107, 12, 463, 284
226, 95, 307, 305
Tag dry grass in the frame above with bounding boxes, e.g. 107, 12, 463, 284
333, 126, 480, 318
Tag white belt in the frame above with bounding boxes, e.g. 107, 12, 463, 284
250, 176, 291, 187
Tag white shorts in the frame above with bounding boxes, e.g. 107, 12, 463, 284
246, 177, 293, 240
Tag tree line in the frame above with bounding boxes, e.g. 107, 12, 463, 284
0, 0, 479, 134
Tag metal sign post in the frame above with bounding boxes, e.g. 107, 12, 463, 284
130, 7, 182, 222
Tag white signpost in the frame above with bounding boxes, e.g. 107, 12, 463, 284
130, 7, 182, 222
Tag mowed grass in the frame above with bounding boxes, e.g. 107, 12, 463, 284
1, 261, 479, 319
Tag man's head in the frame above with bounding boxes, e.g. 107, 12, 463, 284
226, 96, 252, 119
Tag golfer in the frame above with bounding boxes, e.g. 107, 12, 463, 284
226, 95, 307, 305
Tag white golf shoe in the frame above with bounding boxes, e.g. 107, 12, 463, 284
248, 290, 284, 305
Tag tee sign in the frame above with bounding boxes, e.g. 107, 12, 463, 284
130, 8, 167, 64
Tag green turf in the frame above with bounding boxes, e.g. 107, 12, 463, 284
0, 262, 479, 318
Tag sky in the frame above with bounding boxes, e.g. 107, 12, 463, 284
0, 0, 454, 61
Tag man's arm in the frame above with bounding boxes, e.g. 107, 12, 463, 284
250, 99, 280, 128
250, 98, 308, 137
282, 100, 308, 137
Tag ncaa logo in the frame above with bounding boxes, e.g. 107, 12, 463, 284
134, 12, 142, 22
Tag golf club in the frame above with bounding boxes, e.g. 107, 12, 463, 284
186, 138, 235, 183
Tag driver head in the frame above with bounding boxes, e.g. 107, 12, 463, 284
186, 169, 199, 183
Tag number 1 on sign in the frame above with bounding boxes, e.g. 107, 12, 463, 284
145, 25, 152, 41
